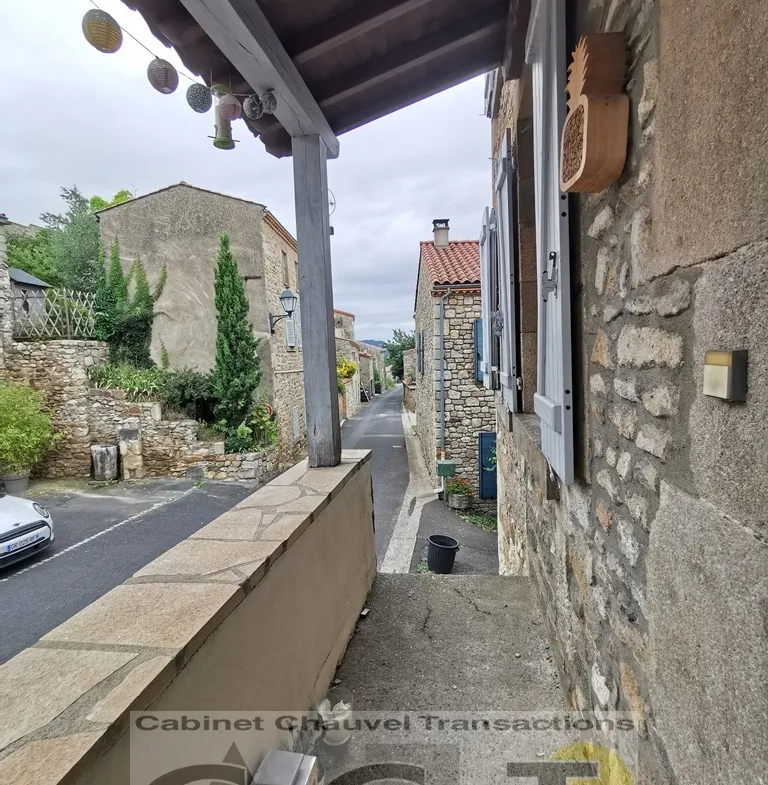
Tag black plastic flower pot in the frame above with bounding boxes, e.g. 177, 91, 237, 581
427, 535, 459, 574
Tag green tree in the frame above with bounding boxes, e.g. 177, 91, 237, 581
6, 229, 63, 288
211, 233, 261, 436
89, 189, 134, 213
383, 329, 415, 380
95, 241, 165, 368
40, 186, 101, 292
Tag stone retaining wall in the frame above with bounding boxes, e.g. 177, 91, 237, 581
1, 339, 277, 483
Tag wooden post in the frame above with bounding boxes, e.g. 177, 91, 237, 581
292, 134, 341, 467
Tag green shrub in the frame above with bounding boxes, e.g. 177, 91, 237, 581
0, 384, 61, 474
249, 402, 278, 446
225, 422, 254, 454
89, 363, 166, 401
163, 368, 216, 421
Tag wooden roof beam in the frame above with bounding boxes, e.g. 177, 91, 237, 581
178, 0, 339, 157
289, 0, 435, 66
318, 9, 506, 110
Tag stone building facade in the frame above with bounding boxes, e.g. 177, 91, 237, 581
97, 183, 306, 468
413, 224, 496, 504
482, 1, 768, 782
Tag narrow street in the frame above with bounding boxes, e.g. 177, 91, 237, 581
341, 386, 410, 561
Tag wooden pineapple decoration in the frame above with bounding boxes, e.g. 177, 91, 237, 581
560, 33, 629, 192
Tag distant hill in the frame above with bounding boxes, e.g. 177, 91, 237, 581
360, 339, 385, 347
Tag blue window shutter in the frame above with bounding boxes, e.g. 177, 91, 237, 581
528, 0, 574, 484
478, 432, 497, 499
474, 318, 483, 382
416, 331, 423, 373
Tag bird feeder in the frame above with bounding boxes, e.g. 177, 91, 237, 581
560, 34, 629, 193
82, 9, 123, 53
147, 58, 179, 94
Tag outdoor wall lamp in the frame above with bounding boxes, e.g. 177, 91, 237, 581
269, 288, 297, 333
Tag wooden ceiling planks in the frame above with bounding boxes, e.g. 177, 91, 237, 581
122, 0, 524, 157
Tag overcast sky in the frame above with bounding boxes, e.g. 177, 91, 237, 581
1, 1, 491, 341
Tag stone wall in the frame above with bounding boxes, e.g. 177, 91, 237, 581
261, 212, 307, 468
333, 309, 355, 341
441, 291, 496, 506
414, 263, 437, 485
414, 263, 496, 502
336, 336, 361, 420
4, 340, 109, 478
491, 1, 768, 782
358, 352, 373, 396
402, 347, 416, 383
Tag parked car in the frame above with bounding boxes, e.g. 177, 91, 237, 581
0, 493, 54, 568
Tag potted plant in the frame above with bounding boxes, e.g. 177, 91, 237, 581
445, 476, 474, 510
0, 384, 60, 494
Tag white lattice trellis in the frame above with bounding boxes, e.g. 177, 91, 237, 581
12, 287, 96, 340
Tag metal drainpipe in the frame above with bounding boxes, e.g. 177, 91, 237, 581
437, 285, 463, 458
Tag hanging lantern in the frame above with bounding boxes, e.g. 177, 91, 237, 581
186, 83, 212, 113
243, 94, 264, 121
260, 89, 277, 114
212, 105, 235, 150
82, 9, 123, 53
147, 58, 179, 94
218, 94, 242, 121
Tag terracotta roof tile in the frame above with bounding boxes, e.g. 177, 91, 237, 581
420, 240, 480, 285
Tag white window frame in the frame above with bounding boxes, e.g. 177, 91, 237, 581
526, 0, 574, 483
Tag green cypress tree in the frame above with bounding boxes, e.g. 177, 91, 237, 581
212, 233, 261, 436
108, 240, 128, 306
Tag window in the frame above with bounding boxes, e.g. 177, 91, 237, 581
527, 0, 574, 483
416, 331, 424, 373
281, 250, 290, 286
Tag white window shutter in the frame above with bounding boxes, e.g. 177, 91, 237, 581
479, 208, 494, 390
285, 313, 296, 348
528, 0, 574, 484
495, 128, 520, 413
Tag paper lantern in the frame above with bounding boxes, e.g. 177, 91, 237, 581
82, 9, 122, 53
243, 94, 264, 121
260, 89, 277, 114
218, 94, 242, 121
186, 83, 212, 113
147, 58, 179, 94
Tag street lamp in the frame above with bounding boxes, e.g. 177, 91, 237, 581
269, 288, 298, 333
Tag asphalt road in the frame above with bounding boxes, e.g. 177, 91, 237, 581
0, 479, 255, 663
341, 386, 409, 562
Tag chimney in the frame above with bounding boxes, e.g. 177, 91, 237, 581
432, 218, 450, 248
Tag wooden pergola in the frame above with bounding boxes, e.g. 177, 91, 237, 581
124, 0, 530, 466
